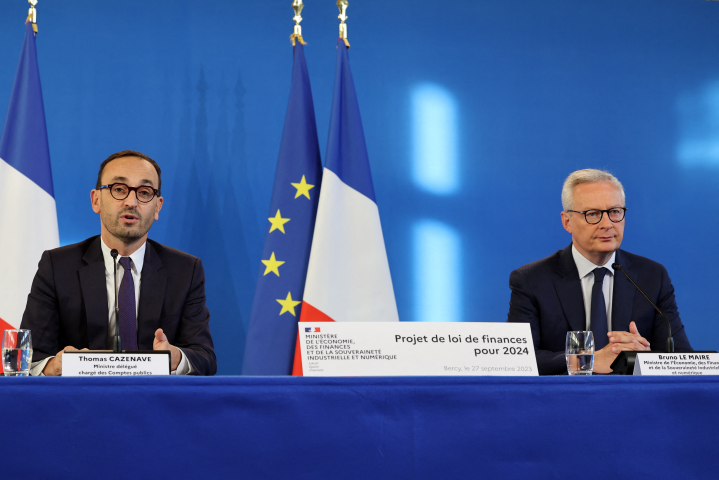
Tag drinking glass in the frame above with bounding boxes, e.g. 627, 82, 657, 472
565, 331, 594, 375
2, 330, 33, 376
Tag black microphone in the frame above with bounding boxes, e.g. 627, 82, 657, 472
111, 249, 121, 353
612, 263, 674, 353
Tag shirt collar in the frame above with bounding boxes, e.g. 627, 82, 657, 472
571, 244, 615, 280
100, 237, 147, 275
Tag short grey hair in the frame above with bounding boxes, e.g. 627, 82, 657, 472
561, 169, 625, 211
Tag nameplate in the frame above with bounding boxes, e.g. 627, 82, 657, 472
62, 351, 171, 376
633, 352, 719, 376
299, 322, 538, 376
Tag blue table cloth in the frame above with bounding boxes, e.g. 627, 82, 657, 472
1, 376, 717, 479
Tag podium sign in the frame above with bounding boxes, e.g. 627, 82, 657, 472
62, 351, 171, 376
299, 322, 538, 376
633, 352, 719, 376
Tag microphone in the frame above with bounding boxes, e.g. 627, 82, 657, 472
612, 262, 674, 354
111, 249, 121, 353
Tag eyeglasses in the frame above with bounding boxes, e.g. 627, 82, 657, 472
97, 183, 159, 203
566, 207, 627, 224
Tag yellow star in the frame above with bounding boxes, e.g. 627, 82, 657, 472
268, 210, 290, 233
276, 292, 302, 316
261, 252, 285, 277
291, 175, 315, 200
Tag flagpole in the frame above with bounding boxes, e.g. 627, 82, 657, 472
337, 0, 349, 48
291, 0, 307, 46
27, 0, 38, 34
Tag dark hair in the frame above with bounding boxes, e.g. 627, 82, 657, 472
96, 150, 162, 195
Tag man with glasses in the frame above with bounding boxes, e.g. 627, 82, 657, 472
507, 169, 692, 375
20, 150, 216, 375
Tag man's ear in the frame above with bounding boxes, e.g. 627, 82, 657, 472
154, 196, 163, 221
91, 189, 101, 213
560, 211, 572, 234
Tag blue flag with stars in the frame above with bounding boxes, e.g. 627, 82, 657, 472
242, 42, 322, 375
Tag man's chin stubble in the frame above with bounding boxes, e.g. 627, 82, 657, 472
106, 222, 147, 244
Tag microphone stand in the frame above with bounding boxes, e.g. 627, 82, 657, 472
610, 263, 672, 374
613, 263, 673, 353
111, 249, 121, 353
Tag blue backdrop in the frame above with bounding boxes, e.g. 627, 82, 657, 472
1, 0, 718, 374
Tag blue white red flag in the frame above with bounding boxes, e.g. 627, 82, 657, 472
292, 41, 399, 375
0, 23, 59, 332
242, 42, 323, 375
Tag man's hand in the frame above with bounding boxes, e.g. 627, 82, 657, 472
593, 321, 650, 373
42, 346, 86, 376
153, 328, 181, 371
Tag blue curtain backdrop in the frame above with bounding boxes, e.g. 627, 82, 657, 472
1, 0, 718, 374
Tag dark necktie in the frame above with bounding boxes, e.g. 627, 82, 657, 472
591, 267, 608, 350
118, 257, 138, 350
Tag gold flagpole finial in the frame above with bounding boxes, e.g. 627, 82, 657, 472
27, 0, 38, 33
337, 0, 349, 48
290, 0, 307, 46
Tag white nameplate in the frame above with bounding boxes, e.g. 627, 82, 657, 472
299, 322, 538, 376
634, 352, 719, 376
62, 351, 171, 376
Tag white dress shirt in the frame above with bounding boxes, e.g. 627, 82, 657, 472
30, 238, 192, 375
571, 244, 615, 332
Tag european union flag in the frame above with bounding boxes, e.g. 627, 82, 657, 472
242, 42, 322, 375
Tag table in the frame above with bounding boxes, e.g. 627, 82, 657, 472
2, 376, 717, 479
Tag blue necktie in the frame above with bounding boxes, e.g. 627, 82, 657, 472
118, 257, 138, 350
591, 267, 608, 350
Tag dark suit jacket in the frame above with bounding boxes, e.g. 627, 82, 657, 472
20, 236, 217, 375
507, 245, 692, 375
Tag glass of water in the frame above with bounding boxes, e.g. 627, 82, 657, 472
566, 331, 594, 375
2, 329, 32, 376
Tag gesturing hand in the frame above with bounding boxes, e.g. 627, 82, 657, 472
153, 328, 181, 371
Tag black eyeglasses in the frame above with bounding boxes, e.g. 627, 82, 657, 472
98, 183, 159, 203
566, 207, 627, 224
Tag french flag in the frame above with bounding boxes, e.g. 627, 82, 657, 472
292, 41, 399, 375
0, 23, 59, 331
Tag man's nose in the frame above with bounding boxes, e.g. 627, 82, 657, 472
123, 190, 139, 207
598, 211, 613, 228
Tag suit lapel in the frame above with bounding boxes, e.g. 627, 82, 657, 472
554, 245, 587, 332
611, 250, 635, 333
137, 241, 167, 350
79, 237, 109, 350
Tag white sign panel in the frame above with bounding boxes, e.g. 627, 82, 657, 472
299, 322, 538, 376
634, 352, 719, 376
62, 352, 171, 376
